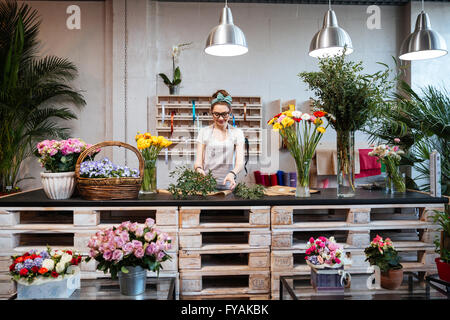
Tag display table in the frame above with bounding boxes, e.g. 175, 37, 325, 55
8, 277, 176, 300
425, 274, 450, 298
279, 272, 448, 300
0, 188, 447, 300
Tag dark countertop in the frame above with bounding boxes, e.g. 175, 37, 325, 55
0, 188, 447, 208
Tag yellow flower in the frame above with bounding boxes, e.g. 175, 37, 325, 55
273, 123, 282, 131
288, 104, 295, 111
316, 127, 326, 134
144, 132, 152, 139
151, 136, 158, 145
281, 116, 294, 128
314, 118, 323, 125
135, 133, 144, 141
157, 136, 165, 146
268, 118, 275, 125
283, 110, 293, 118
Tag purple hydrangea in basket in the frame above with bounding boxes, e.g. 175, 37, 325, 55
80, 158, 139, 178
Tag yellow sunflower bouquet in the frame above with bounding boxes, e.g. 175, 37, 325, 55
135, 132, 172, 194
267, 107, 328, 197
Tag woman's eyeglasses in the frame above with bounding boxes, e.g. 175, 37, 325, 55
212, 112, 230, 119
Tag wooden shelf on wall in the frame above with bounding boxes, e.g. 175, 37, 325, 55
156, 95, 263, 157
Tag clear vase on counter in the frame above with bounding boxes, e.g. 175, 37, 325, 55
385, 162, 406, 194
336, 130, 356, 198
296, 160, 311, 197
140, 159, 157, 194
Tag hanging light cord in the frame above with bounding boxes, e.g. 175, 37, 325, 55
329, 0, 331, 10
421, 0, 424, 12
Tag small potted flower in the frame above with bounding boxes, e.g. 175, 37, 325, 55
364, 235, 403, 290
432, 208, 450, 282
85, 218, 172, 296
368, 139, 406, 193
35, 138, 96, 199
305, 236, 350, 291
9, 247, 82, 299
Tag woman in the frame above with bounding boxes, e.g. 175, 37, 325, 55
194, 90, 245, 190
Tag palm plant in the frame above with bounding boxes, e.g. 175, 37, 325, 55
0, 0, 86, 193
365, 80, 449, 195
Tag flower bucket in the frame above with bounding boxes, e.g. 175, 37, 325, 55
309, 263, 346, 292
435, 258, 450, 282
118, 266, 147, 296
16, 267, 80, 299
41, 171, 76, 200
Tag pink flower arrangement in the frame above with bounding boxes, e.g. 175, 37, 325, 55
305, 236, 345, 268
35, 138, 98, 172
85, 218, 172, 279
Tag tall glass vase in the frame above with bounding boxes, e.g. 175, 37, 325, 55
336, 131, 355, 198
384, 161, 406, 194
295, 160, 311, 197
140, 159, 157, 194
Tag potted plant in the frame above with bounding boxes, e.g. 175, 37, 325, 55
305, 236, 350, 291
158, 42, 192, 95
299, 48, 392, 197
85, 218, 172, 296
364, 235, 403, 290
9, 247, 82, 299
135, 132, 172, 194
267, 108, 328, 197
0, 2, 86, 195
368, 139, 406, 193
433, 207, 450, 282
35, 139, 96, 200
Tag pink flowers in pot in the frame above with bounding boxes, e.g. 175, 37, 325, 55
85, 218, 172, 279
305, 236, 345, 268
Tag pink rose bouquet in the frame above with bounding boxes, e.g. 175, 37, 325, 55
85, 218, 172, 279
35, 138, 98, 172
305, 236, 345, 269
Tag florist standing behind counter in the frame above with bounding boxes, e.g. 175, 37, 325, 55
194, 90, 245, 190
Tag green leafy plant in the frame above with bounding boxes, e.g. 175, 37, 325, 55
233, 182, 265, 200
364, 235, 402, 272
433, 206, 450, 263
168, 165, 217, 199
158, 42, 192, 92
0, 0, 86, 192
365, 73, 449, 195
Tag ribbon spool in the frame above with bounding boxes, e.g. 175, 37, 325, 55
244, 137, 249, 175
170, 111, 175, 137
243, 102, 247, 121
192, 100, 196, 124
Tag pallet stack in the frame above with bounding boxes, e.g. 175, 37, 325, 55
270, 203, 444, 300
0, 207, 180, 299
178, 206, 272, 300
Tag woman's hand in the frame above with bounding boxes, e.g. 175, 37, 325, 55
223, 172, 237, 190
195, 167, 206, 176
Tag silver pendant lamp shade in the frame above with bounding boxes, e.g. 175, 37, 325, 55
309, 8, 353, 58
399, 10, 447, 61
205, 4, 248, 57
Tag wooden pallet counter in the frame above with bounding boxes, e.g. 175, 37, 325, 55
0, 188, 447, 300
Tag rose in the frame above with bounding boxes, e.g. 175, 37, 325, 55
15, 256, 24, 263
146, 242, 157, 255
55, 262, 66, 274
131, 240, 143, 249
51, 271, 59, 278
20, 268, 28, 276
134, 248, 145, 259
156, 251, 166, 261
42, 259, 55, 271
71, 258, 79, 265
123, 242, 134, 255
144, 231, 156, 242
38, 268, 48, 274
89, 249, 99, 258
129, 222, 139, 232
31, 266, 39, 273
135, 226, 144, 237
9, 264, 15, 272
103, 250, 113, 261
112, 250, 124, 262
60, 253, 72, 264
145, 218, 155, 228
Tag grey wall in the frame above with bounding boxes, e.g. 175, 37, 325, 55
16, 0, 450, 191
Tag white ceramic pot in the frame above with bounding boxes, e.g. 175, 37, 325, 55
40, 172, 76, 200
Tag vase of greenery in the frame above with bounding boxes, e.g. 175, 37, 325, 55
433, 207, 450, 282
158, 43, 192, 95
364, 235, 403, 290
299, 48, 392, 197
0, 1, 86, 194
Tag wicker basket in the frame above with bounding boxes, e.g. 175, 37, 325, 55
75, 141, 144, 200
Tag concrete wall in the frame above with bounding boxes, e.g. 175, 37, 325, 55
15, 0, 450, 191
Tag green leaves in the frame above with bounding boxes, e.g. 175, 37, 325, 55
168, 165, 217, 199
158, 66, 182, 88
158, 73, 172, 85
233, 182, 265, 200
120, 266, 129, 274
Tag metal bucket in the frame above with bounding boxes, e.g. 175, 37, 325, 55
118, 266, 147, 296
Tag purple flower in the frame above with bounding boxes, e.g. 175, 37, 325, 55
40, 251, 50, 259
146, 242, 157, 255
15, 263, 24, 272
24, 259, 34, 269
34, 258, 43, 268
131, 240, 143, 249
144, 231, 156, 242
135, 226, 144, 237
123, 242, 134, 255
134, 248, 145, 259
145, 218, 155, 228
112, 250, 124, 261
156, 251, 166, 261
103, 250, 113, 261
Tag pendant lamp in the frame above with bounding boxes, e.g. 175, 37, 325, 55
205, 1, 248, 57
309, 0, 353, 58
399, 0, 447, 61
